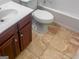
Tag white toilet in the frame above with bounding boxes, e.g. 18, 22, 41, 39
32, 9, 54, 33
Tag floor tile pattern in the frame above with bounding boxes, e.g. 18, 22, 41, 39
16, 23, 79, 59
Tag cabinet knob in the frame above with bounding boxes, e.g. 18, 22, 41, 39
20, 33, 23, 37
15, 39, 18, 42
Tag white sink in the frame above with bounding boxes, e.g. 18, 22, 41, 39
0, 1, 33, 34
0, 9, 18, 22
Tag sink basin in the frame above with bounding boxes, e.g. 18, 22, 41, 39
0, 9, 18, 22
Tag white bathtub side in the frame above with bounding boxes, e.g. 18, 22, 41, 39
39, 5, 79, 32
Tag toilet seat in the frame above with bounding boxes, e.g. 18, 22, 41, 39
32, 9, 54, 23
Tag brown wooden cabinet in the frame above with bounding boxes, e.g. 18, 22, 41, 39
0, 24, 20, 59
0, 14, 32, 59
17, 14, 32, 51
0, 35, 16, 59
13, 33, 20, 56
19, 22, 32, 50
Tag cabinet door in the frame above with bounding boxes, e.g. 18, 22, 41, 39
0, 34, 20, 59
20, 22, 32, 51
14, 33, 20, 56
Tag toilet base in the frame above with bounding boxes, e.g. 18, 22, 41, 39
32, 20, 48, 33
37, 22, 48, 33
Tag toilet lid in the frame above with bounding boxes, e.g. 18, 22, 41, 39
33, 9, 54, 20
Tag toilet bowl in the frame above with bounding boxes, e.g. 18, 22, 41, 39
32, 9, 54, 33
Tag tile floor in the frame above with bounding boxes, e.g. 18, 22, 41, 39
16, 22, 79, 59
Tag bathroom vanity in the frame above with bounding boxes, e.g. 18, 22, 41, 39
0, 1, 33, 59
0, 14, 32, 59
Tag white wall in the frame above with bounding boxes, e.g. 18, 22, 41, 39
13, 0, 79, 18
12, 0, 37, 9
0, 0, 11, 5
12, 0, 44, 9
1, 0, 79, 17
39, 0, 79, 32
21, 0, 37, 9
42, 0, 79, 18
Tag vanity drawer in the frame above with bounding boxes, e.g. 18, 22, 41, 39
18, 14, 32, 30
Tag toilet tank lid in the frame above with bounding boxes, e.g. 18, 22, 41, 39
33, 9, 54, 20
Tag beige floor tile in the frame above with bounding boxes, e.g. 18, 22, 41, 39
48, 28, 78, 57
16, 22, 78, 59
41, 32, 55, 45
40, 47, 70, 59
32, 31, 39, 40
63, 43, 78, 57
32, 30, 44, 40
70, 38, 79, 46
16, 49, 38, 59
72, 32, 79, 40
58, 27, 72, 38
48, 27, 72, 51
70, 33, 79, 46
48, 34, 70, 52
48, 23, 61, 34
27, 36, 46, 57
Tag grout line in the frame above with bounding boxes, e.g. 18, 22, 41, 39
32, 22, 77, 59
49, 45, 72, 59
26, 48, 40, 58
